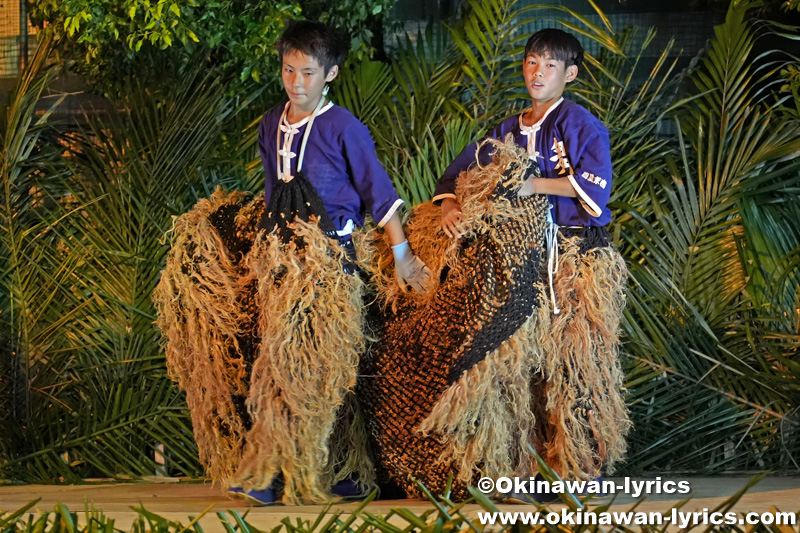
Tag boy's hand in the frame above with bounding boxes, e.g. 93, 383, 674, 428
392, 241, 431, 293
441, 198, 464, 239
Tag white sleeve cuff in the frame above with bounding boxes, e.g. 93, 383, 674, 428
377, 198, 405, 227
567, 175, 603, 217
431, 193, 457, 205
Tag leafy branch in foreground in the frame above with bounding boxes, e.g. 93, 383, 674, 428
1, 474, 796, 533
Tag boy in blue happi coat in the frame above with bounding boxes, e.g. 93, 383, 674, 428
433, 28, 630, 489
157, 20, 432, 508
227, 20, 432, 504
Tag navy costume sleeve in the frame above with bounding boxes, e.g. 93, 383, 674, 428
341, 119, 403, 227
556, 108, 613, 219
432, 117, 517, 205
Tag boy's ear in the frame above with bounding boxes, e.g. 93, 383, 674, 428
325, 65, 339, 82
565, 64, 578, 82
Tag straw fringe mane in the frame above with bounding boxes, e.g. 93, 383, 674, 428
420, 241, 630, 481
535, 240, 630, 477
153, 188, 255, 485
232, 219, 370, 504
156, 188, 373, 504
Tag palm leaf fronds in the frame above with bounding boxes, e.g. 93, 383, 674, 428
618, 4, 800, 473
2, 64, 241, 481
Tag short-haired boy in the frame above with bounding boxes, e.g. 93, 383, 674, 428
262, 20, 429, 290
433, 28, 630, 487
437, 28, 610, 242
226, 20, 430, 503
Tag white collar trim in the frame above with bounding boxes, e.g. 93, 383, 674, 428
283, 101, 334, 128
519, 97, 564, 131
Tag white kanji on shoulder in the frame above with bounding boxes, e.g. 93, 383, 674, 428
580, 171, 608, 189
550, 138, 572, 177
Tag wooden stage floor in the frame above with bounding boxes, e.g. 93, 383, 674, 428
1, 476, 799, 530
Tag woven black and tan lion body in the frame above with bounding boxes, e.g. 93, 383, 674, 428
358, 138, 631, 499
153, 186, 374, 504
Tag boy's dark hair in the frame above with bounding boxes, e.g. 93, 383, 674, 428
524, 29, 584, 69
276, 20, 347, 74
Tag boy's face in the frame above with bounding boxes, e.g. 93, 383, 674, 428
281, 49, 338, 114
523, 52, 577, 105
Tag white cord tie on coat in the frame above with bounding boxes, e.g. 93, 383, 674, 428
545, 211, 561, 315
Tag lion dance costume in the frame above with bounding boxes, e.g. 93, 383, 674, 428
153, 169, 374, 504
154, 138, 630, 503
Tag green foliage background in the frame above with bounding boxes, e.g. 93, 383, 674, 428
29, 0, 395, 94
2, 0, 799, 483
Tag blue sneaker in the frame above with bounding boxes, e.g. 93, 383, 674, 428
331, 478, 364, 499
227, 486, 245, 499
227, 486, 278, 505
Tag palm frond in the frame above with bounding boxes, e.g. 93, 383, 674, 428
340, 26, 468, 205
333, 60, 395, 128
449, 0, 531, 128
616, 2, 800, 472
1, 64, 240, 481
0, 34, 76, 464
